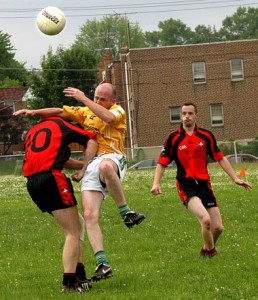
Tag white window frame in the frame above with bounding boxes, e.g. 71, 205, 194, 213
230, 59, 244, 81
210, 104, 224, 127
192, 62, 206, 84
170, 106, 181, 123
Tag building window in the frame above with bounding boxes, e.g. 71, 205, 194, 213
192, 62, 206, 84
170, 106, 181, 123
230, 59, 244, 81
210, 104, 224, 126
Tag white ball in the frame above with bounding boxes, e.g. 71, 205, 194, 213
37, 7, 66, 36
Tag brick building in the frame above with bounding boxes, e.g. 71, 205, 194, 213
99, 40, 258, 155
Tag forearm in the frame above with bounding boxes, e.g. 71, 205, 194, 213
13, 108, 64, 118
82, 97, 115, 123
219, 156, 252, 190
81, 139, 98, 172
153, 164, 165, 185
151, 163, 166, 195
32, 108, 64, 118
218, 157, 238, 182
63, 87, 115, 123
64, 158, 84, 170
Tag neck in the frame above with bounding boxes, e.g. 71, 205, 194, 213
183, 124, 195, 135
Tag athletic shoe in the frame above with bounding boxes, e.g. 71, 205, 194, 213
123, 211, 145, 228
91, 263, 113, 282
61, 283, 83, 293
200, 247, 207, 257
207, 247, 217, 258
77, 278, 92, 292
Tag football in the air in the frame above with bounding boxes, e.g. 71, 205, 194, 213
37, 6, 66, 36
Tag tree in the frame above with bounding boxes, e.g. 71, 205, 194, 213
0, 30, 29, 87
28, 45, 97, 109
156, 18, 194, 46
219, 7, 258, 40
144, 31, 161, 47
144, 7, 258, 47
74, 15, 147, 59
192, 25, 221, 44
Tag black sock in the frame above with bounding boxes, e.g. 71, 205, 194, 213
63, 273, 77, 287
76, 263, 87, 281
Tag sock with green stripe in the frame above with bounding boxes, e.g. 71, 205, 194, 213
118, 204, 131, 218
95, 250, 109, 265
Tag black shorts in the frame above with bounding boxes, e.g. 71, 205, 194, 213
26, 170, 77, 214
176, 178, 218, 208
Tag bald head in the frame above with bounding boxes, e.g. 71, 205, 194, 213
94, 83, 116, 109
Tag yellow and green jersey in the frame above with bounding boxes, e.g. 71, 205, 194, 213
63, 105, 126, 156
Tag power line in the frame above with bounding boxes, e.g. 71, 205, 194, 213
0, 1, 257, 18
0, 0, 254, 11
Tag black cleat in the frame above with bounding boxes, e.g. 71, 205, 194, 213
91, 263, 113, 282
123, 211, 145, 228
77, 278, 92, 292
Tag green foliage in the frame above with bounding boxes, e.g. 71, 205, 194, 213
0, 30, 29, 87
158, 18, 194, 45
192, 25, 221, 44
218, 141, 258, 157
0, 77, 22, 88
144, 7, 258, 47
28, 45, 97, 109
0, 165, 257, 299
218, 143, 235, 156
219, 7, 258, 40
236, 140, 258, 156
74, 15, 147, 60
144, 31, 161, 47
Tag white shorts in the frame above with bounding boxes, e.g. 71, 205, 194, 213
81, 153, 127, 199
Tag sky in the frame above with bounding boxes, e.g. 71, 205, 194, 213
0, 0, 257, 69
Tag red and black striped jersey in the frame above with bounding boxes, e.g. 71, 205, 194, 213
23, 117, 95, 177
158, 125, 224, 181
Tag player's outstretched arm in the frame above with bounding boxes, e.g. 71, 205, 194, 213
218, 156, 252, 190
13, 109, 34, 117
13, 108, 64, 118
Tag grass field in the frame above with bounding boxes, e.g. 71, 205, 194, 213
0, 164, 257, 299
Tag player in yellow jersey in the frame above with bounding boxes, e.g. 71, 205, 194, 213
14, 83, 145, 282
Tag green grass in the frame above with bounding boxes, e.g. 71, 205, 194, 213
0, 164, 257, 299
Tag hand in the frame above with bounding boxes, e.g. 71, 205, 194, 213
151, 184, 162, 195
71, 170, 84, 182
63, 87, 85, 103
13, 109, 34, 117
234, 178, 252, 190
